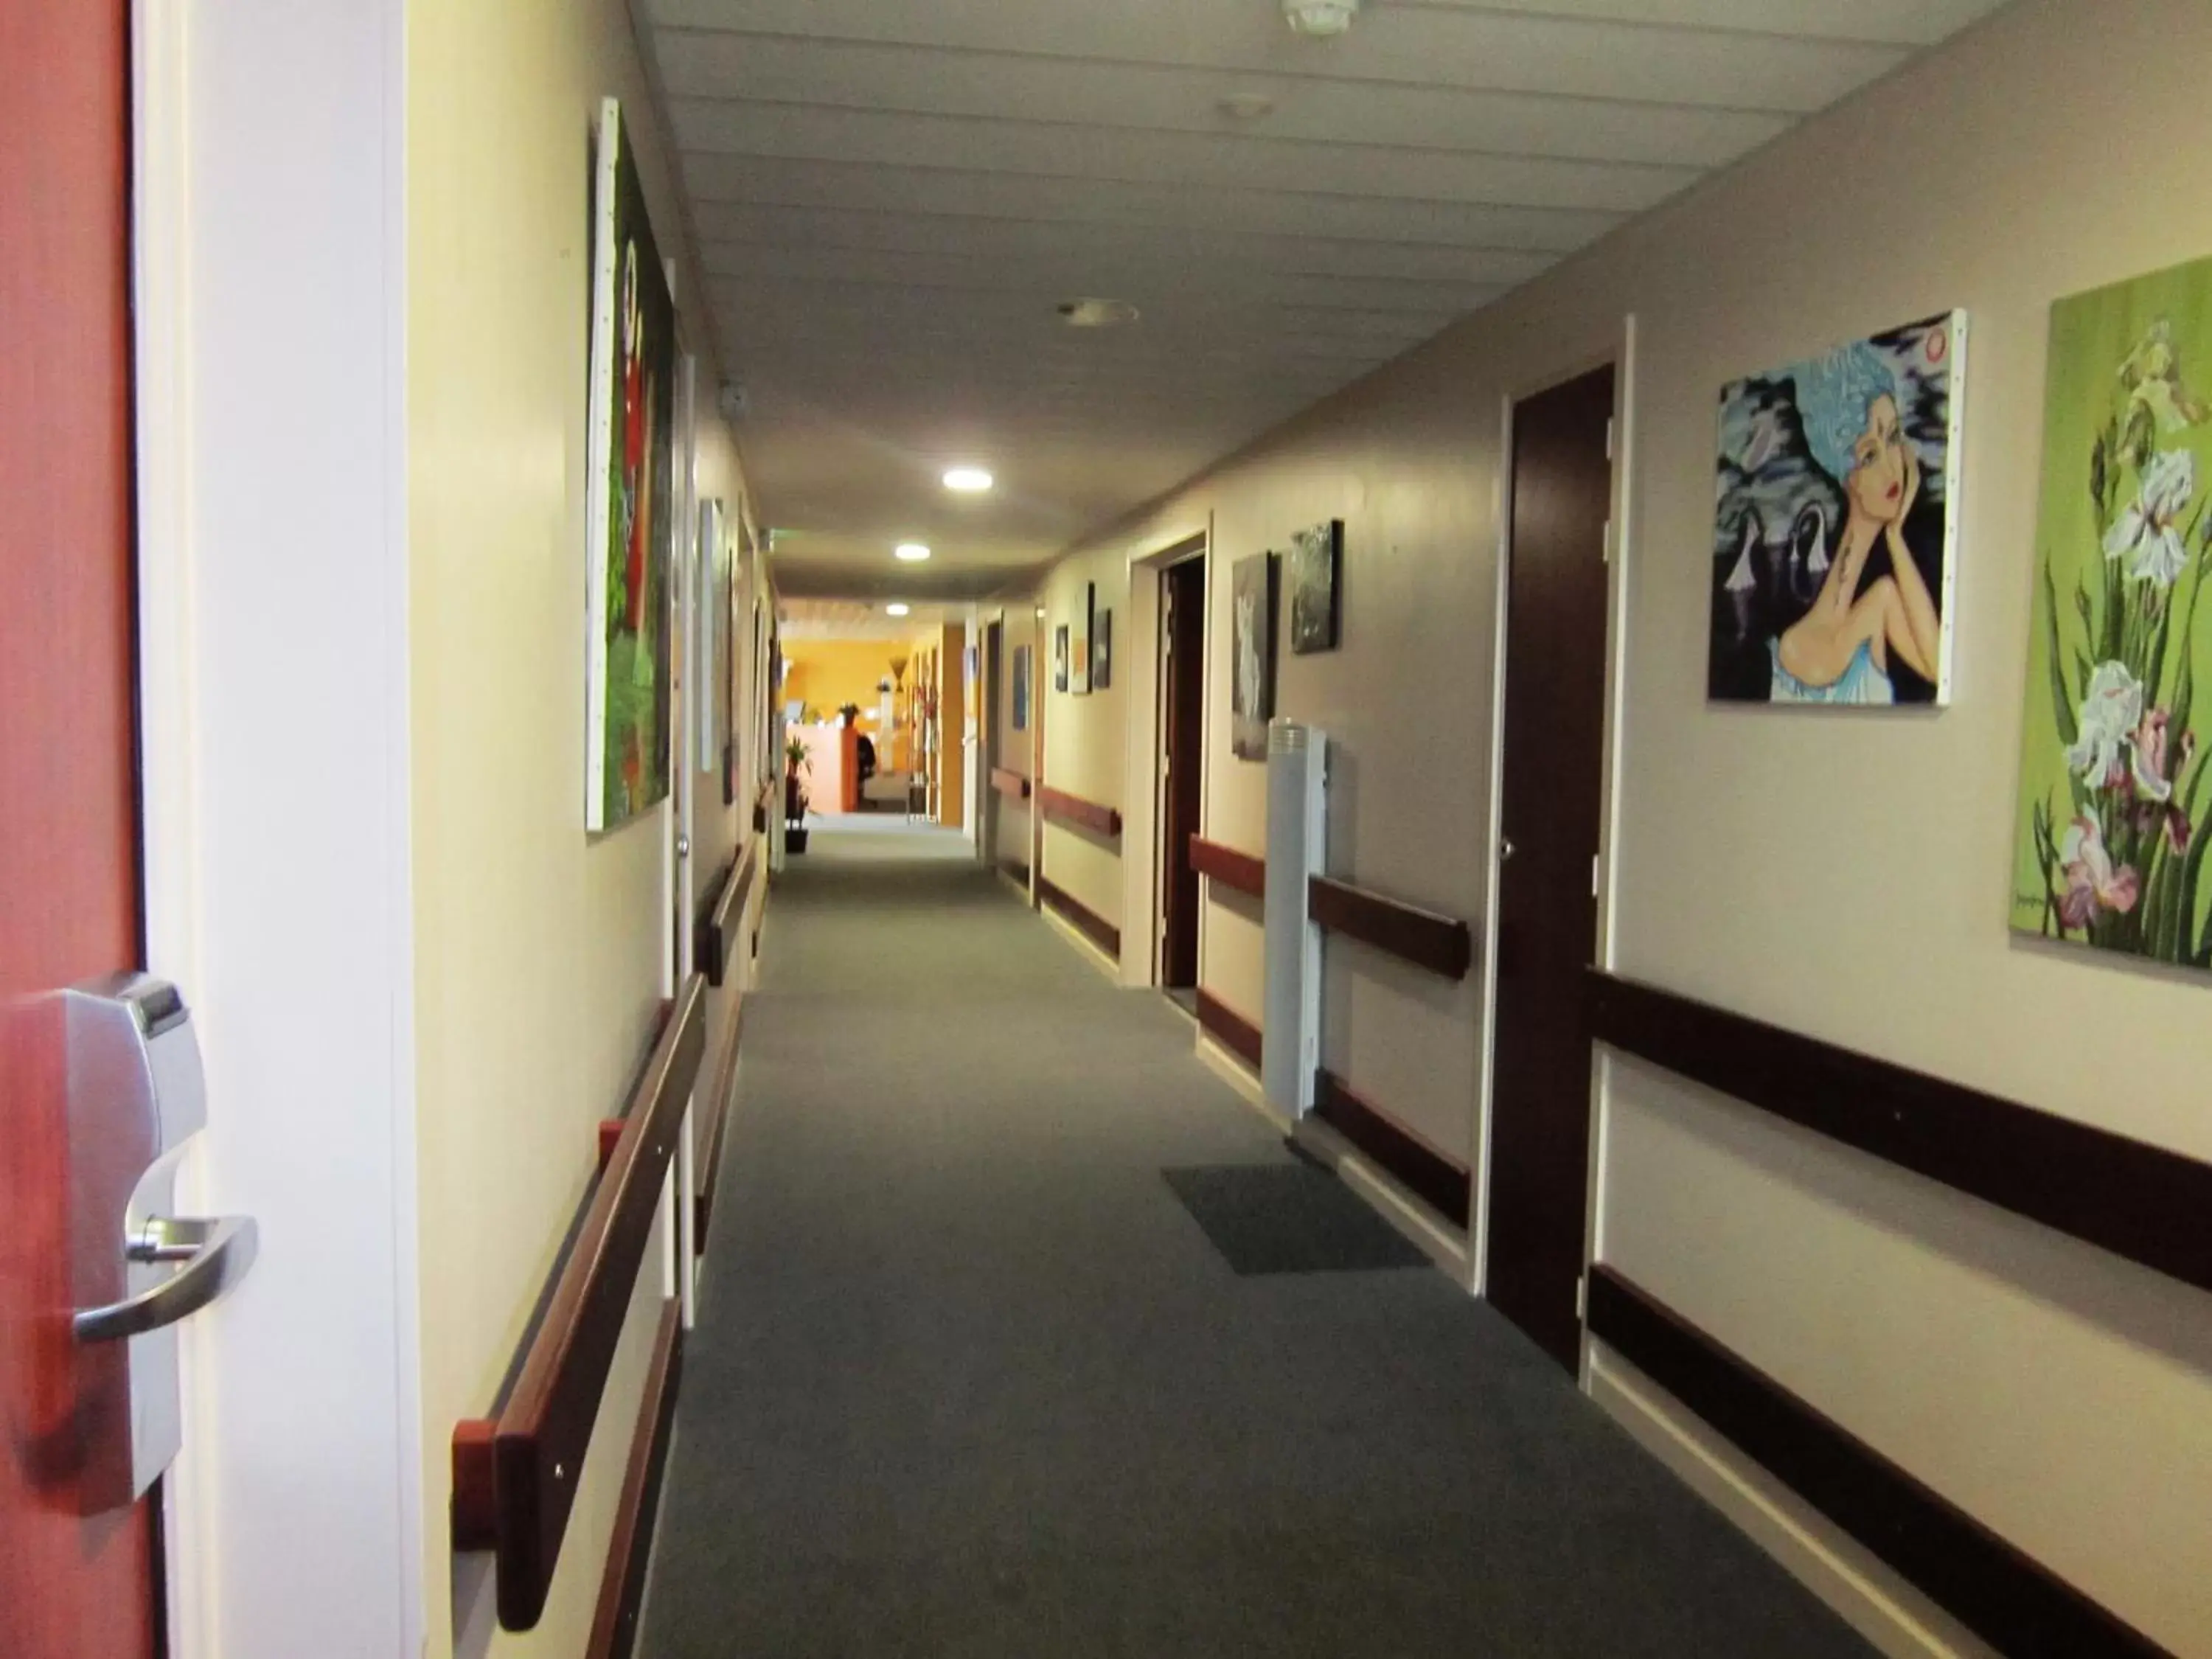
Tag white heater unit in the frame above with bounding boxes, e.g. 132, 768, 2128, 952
1262, 719, 1327, 1120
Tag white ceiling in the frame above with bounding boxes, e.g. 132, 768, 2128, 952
641, 0, 2013, 602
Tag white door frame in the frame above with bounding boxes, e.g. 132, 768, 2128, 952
133, 5, 425, 1655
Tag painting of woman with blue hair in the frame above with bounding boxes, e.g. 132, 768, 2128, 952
1710, 312, 1966, 705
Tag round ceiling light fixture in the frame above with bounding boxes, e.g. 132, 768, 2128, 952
1057, 296, 1140, 329
886, 602, 911, 617
942, 466, 994, 493
894, 542, 932, 562
1284, 0, 1359, 36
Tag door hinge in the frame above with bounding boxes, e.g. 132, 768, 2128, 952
1575, 1274, 1588, 1321
1601, 518, 1612, 562
1590, 855, 1601, 898
1604, 417, 1615, 461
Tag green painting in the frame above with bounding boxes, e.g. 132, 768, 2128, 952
584, 98, 676, 832
2011, 254, 2212, 964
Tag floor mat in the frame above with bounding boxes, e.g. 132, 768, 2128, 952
1163, 1162, 1432, 1276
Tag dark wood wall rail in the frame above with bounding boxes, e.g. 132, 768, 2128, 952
1587, 1267, 2168, 1658
1308, 874, 1472, 981
583, 1298, 683, 1659
693, 844, 757, 987
1194, 988, 1261, 1071
990, 767, 1032, 800
693, 995, 745, 1253
1037, 874, 1120, 959
1036, 783, 1121, 839
1587, 971, 2212, 1297
1313, 1070, 1472, 1228
453, 974, 708, 1631
751, 777, 776, 834
1188, 835, 1265, 899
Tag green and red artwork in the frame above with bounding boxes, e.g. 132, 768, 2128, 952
2011, 253, 2212, 965
585, 98, 675, 832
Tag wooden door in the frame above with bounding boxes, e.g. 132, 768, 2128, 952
982, 622, 1003, 866
1, 2, 162, 1653
1160, 557, 1206, 989
1486, 365, 1616, 1373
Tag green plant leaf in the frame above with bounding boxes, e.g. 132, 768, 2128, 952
2045, 565, 2079, 750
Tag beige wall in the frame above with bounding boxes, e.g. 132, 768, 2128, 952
407, 0, 758, 1654
1037, 553, 1129, 928
1025, 0, 2212, 1647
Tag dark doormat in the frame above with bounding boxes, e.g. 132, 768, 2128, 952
1162, 1163, 1432, 1276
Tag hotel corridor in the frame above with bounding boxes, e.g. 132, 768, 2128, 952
639, 836, 1869, 1657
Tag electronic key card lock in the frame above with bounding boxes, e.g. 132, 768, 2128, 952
61, 974, 258, 1512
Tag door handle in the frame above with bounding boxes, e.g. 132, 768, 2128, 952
1500, 837, 1517, 863
74, 1213, 260, 1344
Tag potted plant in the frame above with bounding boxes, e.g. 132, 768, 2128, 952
783, 734, 811, 854
837, 702, 861, 728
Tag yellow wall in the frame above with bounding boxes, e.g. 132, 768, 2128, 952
780, 637, 905, 729
1025, 1, 2212, 1647
406, 0, 757, 1653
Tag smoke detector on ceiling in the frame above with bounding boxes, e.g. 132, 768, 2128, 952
1283, 0, 1358, 36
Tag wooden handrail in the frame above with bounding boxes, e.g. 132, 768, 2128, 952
1307, 874, 1472, 981
694, 844, 757, 987
452, 974, 707, 1631
1037, 874, 1120, 959
692, 995, 744, 1253
1036, 784, 1121, 839
1189, 835, 1264, 899
751, 777, 776, 834
1587, 970, 2212, 1297
990, 767, 1032, 800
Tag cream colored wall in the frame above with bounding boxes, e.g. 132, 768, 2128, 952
1032, 0, 2212, 1646
406, 0, 755, 1655
1037, 553, 1129, 932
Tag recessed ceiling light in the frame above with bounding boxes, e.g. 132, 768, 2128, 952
886, 603, 911, 617
1219, 92, 1276, 121
1058, 297, 1140, 329
894, 543, 932, 562
942, 466, 994, 493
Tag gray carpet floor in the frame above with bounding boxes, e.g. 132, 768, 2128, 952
639, 831, 1873, 1658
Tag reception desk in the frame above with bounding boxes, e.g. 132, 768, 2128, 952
795, 723, 860, 813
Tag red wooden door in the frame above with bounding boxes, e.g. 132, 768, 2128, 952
0, 2, 161, 1655
1486, 365, 1615, 1374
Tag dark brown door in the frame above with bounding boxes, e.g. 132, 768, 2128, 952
983, 620, 1003, 866
1, 2, 163, 1652
1486, 364, 1615, 1373
1160, 557, 1206, 990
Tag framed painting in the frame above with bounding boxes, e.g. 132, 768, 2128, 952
1231, 551, 1276, 760
1054, 624, 1070, 693
1710, 310, 1967, 706
1093, 610, 1113, 689
1071, 581, 1093, 695
584, 97, 677, 830
1287, 519, 1342, 654
1012, 644, 1030, 731
695, 496, 731, 775
2011, 254, 2212, 968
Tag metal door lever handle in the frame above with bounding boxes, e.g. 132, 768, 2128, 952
1500, 838, 1516, 863
74, 1214, 260, 1343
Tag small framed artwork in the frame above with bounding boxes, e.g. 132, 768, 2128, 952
1287, 519, 1342, 654
1093, 610, 1113, 689
1053, 625, 1070, 692
1071, 581, 1094, 695
1231, 552, 1276, 760
1011, 644, 1031, 730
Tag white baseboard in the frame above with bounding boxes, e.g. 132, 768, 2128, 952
1291, 1116, 1472, 1282
995, 869, 1031, 903
1587, 1345, 1997, 1659
1194, 1033, 1275, 1119
1038, 900, 1122, 982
